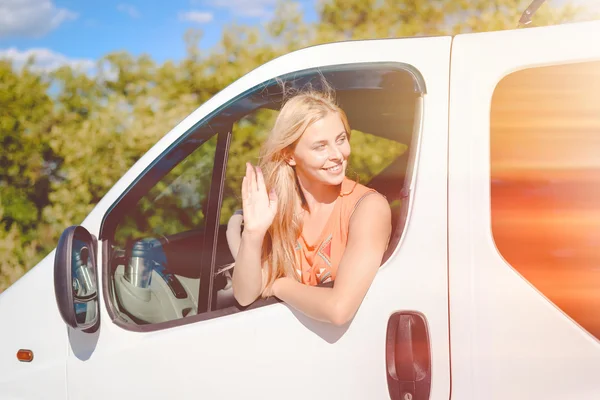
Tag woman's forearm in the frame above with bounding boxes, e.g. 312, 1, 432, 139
231, 231, 266, 306
225, 214, 243, 260
273, 277, 351, 326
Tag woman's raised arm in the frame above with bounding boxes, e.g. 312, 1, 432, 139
231, 163, 278, 306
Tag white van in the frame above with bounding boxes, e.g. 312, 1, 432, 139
1, 18, 599, 400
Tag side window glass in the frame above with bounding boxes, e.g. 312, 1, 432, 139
490, 60, 600, 339
109, 135, 218, 325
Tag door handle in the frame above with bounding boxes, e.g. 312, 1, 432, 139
386, 311, 431, 400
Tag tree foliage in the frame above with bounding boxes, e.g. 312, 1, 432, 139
0, 0, 596, 293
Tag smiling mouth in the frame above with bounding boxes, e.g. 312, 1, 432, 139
324, 164, 342, 172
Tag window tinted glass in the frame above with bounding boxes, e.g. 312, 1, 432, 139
115, 136, 218, 243
109, 135, 218, 325
490, 60, 600, 339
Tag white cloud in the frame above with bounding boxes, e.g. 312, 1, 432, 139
0, 0, 78, 39
0, 47, 95, 74
117, 3, 141, 18
178, 11, 214, 23
207, 0, 278, 18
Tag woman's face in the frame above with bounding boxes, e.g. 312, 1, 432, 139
289, 111, 351, 187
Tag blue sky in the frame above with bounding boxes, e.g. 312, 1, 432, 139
0, 0, 598, 74
0, 0, 318, 72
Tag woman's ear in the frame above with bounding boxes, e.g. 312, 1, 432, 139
286, 154, 296, 166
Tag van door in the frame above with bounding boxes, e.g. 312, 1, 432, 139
66, 36, 451, 400
449, 20, 600, 400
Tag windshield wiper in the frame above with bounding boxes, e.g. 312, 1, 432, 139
518, 0, 547, 26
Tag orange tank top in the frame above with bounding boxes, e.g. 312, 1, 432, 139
295, 176, 377, 286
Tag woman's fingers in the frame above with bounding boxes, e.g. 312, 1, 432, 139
241, 176, 248, 201
240, 162, 276, 236
247, 162, 258, 193
244, 163, 251, 193
255, 166, 265, 192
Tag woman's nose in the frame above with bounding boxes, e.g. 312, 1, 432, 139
328, 144, 342, 160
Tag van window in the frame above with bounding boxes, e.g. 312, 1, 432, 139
108, 135, 219, 325
490, 60, 600, 340
214, 108, 408, 310
101, 63, 424, 331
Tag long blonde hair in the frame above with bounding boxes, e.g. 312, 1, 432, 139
258, 80, 352, 290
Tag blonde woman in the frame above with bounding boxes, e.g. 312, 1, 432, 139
231, 86, 392, 326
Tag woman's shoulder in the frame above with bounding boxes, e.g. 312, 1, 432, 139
340, 177, 386, 217
341, 176, 380, 200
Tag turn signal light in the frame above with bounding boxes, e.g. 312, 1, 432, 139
17, 349, 33, 362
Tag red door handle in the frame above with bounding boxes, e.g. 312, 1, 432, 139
386, 311, 431, 400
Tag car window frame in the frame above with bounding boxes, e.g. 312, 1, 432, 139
100, 61, 426, 332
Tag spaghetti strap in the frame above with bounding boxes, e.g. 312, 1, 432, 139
349, 190, 379, 220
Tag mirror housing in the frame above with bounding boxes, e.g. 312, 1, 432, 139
54, 226, 100, 332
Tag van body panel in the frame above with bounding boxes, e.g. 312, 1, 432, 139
66, 36, 452, 399
0, 250, 67, 399
448, 20, 600, 400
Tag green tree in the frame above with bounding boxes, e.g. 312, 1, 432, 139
1, 0, 597, 293
0, 60, 54, 234
0, 204, 44, 293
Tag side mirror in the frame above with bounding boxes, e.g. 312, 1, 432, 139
54, 226, 100, 332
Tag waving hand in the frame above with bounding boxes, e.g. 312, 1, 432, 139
241, 162, 278, 236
